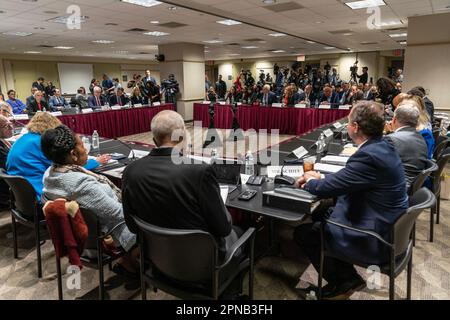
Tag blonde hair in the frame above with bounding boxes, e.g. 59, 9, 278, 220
398, 95, 430, 129
26, 112, 62, 134
0, 102, 12, 117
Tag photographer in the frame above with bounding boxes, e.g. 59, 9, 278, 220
161, 74, 179, 104
357, 67, 369, 85
350, 61, 359, 83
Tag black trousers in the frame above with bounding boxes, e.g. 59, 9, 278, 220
294, 205, 360, 287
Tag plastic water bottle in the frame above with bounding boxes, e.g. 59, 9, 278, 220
305, 290, 317, 300
92, 130, 100, 150
211, 148, 218, 164
317, 133, 326, 155
315, 99, 319, 108
245, 151, 255, 176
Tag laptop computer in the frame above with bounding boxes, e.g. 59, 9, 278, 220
211, 163, 242, 194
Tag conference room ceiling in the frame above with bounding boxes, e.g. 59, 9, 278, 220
0, 0, 448, 61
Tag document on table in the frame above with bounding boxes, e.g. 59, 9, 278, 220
102, 166, 126, 179
314, 163, 345, 174
320, 156, 349, 166
220, 185, 229, 203
128, 150, 150, 159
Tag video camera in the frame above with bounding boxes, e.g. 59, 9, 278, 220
350, 60, 359, 75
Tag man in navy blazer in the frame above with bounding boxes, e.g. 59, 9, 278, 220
88, 86, 105, 109
295, 101, 408, 299
48, 89, 70, 111
109, 88, 130, 106
319, 86, 340, 108
258, 84, 278, 106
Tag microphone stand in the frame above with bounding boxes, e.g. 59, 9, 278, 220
203, 102, 222, 149
113, 137, 136, 162
227, 102, 244, 142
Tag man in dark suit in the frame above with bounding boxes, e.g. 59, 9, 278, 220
357, 67, 369, 85
88, 86, 105, 109
338, 82, 351, 105
48, 88, 69, 111
258, 84, 277, 106
385, 104, 428, 190
297, 85, 317, 106
215, 75, 227, 99
0, 115, 14, 208
109, 88, 130, 106
319, 86, 340, 108
362, 83, 374, 101
31, 77, 45, 92
295, 101, 408, 299
143, 69, 157, 87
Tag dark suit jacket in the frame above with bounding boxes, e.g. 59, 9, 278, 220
304, 138, 408, 264
87, 95, 105, 109
122, 147, 235, 253
28, 100, 49, 114
424, 97, 435, 122
109, 95, 130, 106
385, 127, 428, 190
297, 92, 317, 104
319, 92, 340, 108
257, 91, 277, 105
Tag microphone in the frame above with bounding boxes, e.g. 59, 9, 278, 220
113, 137, 136, 162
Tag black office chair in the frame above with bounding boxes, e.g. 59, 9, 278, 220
50, 207, 126, 300
432, 127, 441, 144
318, 188, 436, 300
432, 137, 450, 160
429, 150, 450, 234
0, 170, 46, 278
132, 215, 256, 300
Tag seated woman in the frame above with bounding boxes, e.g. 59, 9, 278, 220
42, 125, 138, 273
6, 112, 109, 202
130, 86, 144, 106
0, 115, 14, 208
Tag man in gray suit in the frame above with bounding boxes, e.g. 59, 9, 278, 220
385, 104, 428, 191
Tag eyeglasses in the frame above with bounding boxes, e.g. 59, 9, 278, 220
1, 122, 13, 129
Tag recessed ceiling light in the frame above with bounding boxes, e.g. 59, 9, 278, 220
92, 40, 115, 44
389, 33, 407, 38
399, 41, 407, 45
324, 46, 336, 50
345, 0, 386, 10
229, 53, 241, 56
2, 31, 33, 37
242, 46, 259, 49
343, 33, 353, 36
216, 19, 242, 26
150, 21, 159, 24
54, 46, 74, 50
114, 50, 129, 54
268, 33, 286, 37
374, 20, 403, 27
202, 40, 224, 44
271, 50, 285, 53
262, 0, 276, 4
143, 31, 170, 36
204, 50, 210, 53
24, 51, 41, 54
168, 6, 177, 10
121, 0, 162, 8
306, 40, 316, 44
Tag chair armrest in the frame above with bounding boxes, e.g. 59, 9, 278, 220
101, 221, 126, 238
323, 219, 393, 248
218, 227, 256, 269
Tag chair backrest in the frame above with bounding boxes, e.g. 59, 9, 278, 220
432, 151, 450, 192
393, 188, 436, 255
433, 127, 441, 143
409, 159, 438, 195
132, 215, 218, 284
433, 137, 450, 160
0, 169, 38, 220
79, 208, 101, 250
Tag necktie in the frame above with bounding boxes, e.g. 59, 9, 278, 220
96, 97, 100, 106
118, 97, 122, 106
57, 97, 60, 105
38, 102, 42, 111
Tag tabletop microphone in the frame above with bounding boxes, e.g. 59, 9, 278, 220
113, 137, 136, 162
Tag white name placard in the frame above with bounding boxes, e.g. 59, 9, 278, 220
319, 104, 331, 109
339, 105, 351, 110
82, 108, 94, 113
202, 101, 211, 104
219, 101, 226, 105
272, 103, 283, 108
50, 111, 63, 116
332, 122, 344, 129
111, 106, 122, 110
295, 104, 306, 108
153, 102, 161, 106
267, 166, 304, 178
13, 114, 29, 120
292, 146, 308, 159
323, 129, 334, 138
134, 104, 142, 108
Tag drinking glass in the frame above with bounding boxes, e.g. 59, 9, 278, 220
82, 136, 91, 154
341, 130, 348, 144
303, 156, 316, 173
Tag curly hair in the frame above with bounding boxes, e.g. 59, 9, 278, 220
26, 112, 62, 134
41, 125, 77, 165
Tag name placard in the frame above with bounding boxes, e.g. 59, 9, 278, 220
267, 166, 304, 178
319, 104, 331, 109
82, 108, 94, 113
50, 111, 63, 116
134, 104, 142, 108
332, 122, 344, 129
153, 102, 161, 106
295, 104, 306, 108
111, 106, 122, 110
202, 101, 211, 104
13, 114, 29, 120
323, 129, 334, 138
292, 146, 308, 159
219, 101, 226, 105
339, 105, 351, 110
272, 103, 283, 108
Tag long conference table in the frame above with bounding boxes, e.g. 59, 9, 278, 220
193, 103, 350, 136
18, 104, 175, 139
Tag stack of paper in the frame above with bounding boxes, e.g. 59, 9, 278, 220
314, 163, 344, 174
320, 156, 349, 166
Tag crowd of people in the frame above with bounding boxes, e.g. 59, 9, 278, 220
0, 69, 180, 116
206, 64, 406, 110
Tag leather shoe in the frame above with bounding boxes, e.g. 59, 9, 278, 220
322, 276, 366, 300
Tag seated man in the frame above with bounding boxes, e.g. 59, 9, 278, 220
48, 89, 70, 111
297, 84, 316, 106
71, 87, 89, 109
122, 110, 244, 296
319, 86, 340, 108
26, 87, 39, 108
258, 84, 277, 106
109, 87, 130, 106
385, 104, 428, 191
88, 86, 105, 109
6, 90, 27, 114
295, 101, 408, 300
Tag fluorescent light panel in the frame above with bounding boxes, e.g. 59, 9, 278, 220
345, 0, 386, 10
121, 0, 162, 7
48, 16, 88, 24
92, 40, 115, 44
202, 40, 223, 43
2, 31, 32, 36
271, 50, 285, 53
143, 31, 170, 36
216, 19, 242, 26
54, 46, 73, 50
242, 46, 259, 49
389, 33, 407, 38
268, 33, 286, 37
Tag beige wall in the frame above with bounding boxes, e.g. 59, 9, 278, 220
403, 13, 450, 109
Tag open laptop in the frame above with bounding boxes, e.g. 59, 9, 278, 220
211, 163, 242, 196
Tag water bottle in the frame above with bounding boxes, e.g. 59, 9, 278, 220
315, 99, 319, 108
211, 148, 218, 164
92, 130, 100, 150
305, 290, 317, 300
245, 151, 255, 176
317, 133, 325, 155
